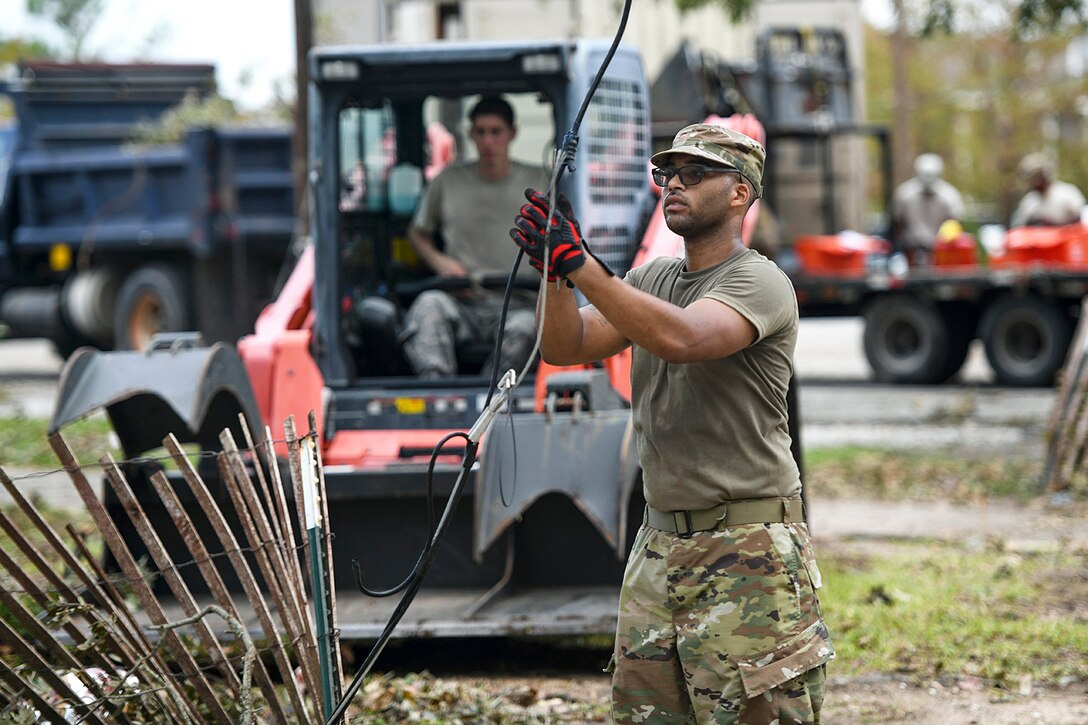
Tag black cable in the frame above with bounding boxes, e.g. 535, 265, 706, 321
350, 431, 465, 598
497, 398, 519, 508
483, 252, 525, 409
326, 436, 478, 724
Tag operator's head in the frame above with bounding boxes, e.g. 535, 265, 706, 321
469, 95, 516, 163
1018, 152, 1054, 192
914, 153, 944, 190
651, 123, 766, 201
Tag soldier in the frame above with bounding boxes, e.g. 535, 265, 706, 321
511, 124, 833, 724
1010, 153, 1086, 228
401, 96, 549, 378
890, 153, 965, 266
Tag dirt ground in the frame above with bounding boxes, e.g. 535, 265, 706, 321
430, 672, 1088, 724
822, 677, 1088, 725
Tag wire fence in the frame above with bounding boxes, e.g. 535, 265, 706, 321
0, 414, 341, 725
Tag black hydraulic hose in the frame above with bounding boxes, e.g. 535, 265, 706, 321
349, 431, 452, 598
326, 3, 634, 722
328, 434, 477, 724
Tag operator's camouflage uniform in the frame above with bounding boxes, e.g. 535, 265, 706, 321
611, 520, 830, 724
399, 289, 537, 378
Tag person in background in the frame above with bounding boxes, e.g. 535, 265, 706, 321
891, 153, 965, 266
400, 96, 549, 378
511, 123, 833, 724
1010, 152, 1086, 228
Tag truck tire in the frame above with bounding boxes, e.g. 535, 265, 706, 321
863, 295, 952, 384
979, 294, 1072, 387
113, 265, 191, 351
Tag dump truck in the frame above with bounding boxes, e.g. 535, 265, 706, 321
0, 62, 296, 354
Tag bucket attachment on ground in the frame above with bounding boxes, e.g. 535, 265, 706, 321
50, 334, 263, 457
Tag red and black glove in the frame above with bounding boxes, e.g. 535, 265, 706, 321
510, 189, 587, 282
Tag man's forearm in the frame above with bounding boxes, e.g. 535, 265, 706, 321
537, 280, 586, 364
407, 226, 442, 270
568, 258, 700, 362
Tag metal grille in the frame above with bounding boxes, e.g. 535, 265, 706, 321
584, 77, 650, 276
585, 224, 639, 276
586, 78, 650, 205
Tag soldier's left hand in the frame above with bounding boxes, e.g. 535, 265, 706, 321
510, 189, 586, 281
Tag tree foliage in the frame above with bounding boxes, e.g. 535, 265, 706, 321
0, 37, 55, 65
866, 15, 1088, 223
672, 0, 1088, 33
1016, 0, 1088, 33
26, 0, 104, 60
672, 0, 757, 23
898, 0, 1088, 36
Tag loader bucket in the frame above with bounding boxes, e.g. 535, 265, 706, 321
50, 339, 263, 457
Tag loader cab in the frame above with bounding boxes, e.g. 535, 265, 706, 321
309, 41, 652, 395
331, 91, 556, 379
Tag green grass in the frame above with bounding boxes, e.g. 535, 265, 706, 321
819, 539, 1088, 686
0, 414, 118, 469
0, 414, 205, 475
804, 447, 1044, 501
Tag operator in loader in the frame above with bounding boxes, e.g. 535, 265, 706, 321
890, 153, 965, 266
401, 95, 549, 378
1010, 152, 1086, 228
511, 124, 833, 724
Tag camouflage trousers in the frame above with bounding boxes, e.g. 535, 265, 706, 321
400, 289, 537, 378
611, 520, 834, 725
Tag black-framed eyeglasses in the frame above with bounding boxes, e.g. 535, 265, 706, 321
651, 165, 735, 187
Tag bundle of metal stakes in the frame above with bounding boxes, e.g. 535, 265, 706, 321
1043, 298, 1088, 495
0, 414, 342, 724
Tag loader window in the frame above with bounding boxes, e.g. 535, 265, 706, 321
339, 104, 397, 213
334, 91, 557, 380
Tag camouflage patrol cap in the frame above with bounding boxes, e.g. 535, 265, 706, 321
651, 123, 766, 197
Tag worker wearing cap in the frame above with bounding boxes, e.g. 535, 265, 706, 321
510, 123, 833, 724
1011, 152, 1086, 228
891, 153, 966, 266
401, 96, 549, 378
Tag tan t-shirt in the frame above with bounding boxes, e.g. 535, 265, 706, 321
413, 160, 549, 281
625, 249, 800, 511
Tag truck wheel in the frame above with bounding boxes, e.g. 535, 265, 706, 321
979, 294, 1072, 387
863, 295, 951, 384
113, 265, 191, 351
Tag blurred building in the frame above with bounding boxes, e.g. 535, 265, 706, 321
314, 1, 862, 86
